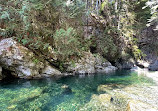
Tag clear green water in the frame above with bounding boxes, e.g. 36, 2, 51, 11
0, 70, 154, 111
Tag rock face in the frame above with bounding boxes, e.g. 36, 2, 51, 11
149, 60, 158, 71
67, 53, 117, 74
0, 38, 61, 79
67, 52, 96, 74
0, 66, 2, 80
95, 55, 118, 73
138, 21, 158, 70
116, 58, 135, 69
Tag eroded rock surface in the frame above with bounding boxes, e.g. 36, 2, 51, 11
67, 53, 117, 74
149, 60, 158, 71
0, 38, 61, 79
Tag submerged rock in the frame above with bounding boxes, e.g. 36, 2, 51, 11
127, 100, 158, 111
0, 38, 61, 79
96, 94, 112, 103
97, 84, 125, 93
61, 84, 72, 94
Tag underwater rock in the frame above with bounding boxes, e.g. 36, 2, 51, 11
97, 84, 125, 93
127, 100, 158, 111
80, 93, 114, 111
0, 38, 61, 80
97, 94, 112, 103
61, 84, 72, 94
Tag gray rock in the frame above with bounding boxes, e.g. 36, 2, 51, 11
96, 66, 118, 73
122, 61, 135, 69
0, 38, 61, 79
67, 53, 117, 74
95, 55, 117, 73
116, 59, 135, 69
102, 62, 112, 67
67, 52, 96, 74
149, 60, 158, 71
41, 65, 61, 77
136, 60, 149, 68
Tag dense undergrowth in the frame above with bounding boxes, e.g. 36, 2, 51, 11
0, 0, 157, 69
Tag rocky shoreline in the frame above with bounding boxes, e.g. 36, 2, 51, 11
0, 38, 118, 80
0, 38, 157, 81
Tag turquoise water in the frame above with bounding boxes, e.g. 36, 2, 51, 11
0, 70, 154, 111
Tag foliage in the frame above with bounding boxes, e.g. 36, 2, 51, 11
0, 0, 156, 65
0, 0, 88, 63
144, 0, 158, 27
93, 0, 152, 61
132, 45, 145, 60
53, 27, 82, 61
95, 29, 118, 61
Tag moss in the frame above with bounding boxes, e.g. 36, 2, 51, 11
100, 0, 108, 11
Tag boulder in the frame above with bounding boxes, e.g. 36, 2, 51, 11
115, 58, 135, 69
67, 53, 117, 74
61, 84, 72, 94
127, 100, 158, 111
149, 60, 158, 71
121, 61, 135, 69
95, 54, 117, 73
67, 52, 95, 74
136, 60, 149, 68
97, 84, 125, 93
96, 65, 118, 73
97, 94, 112, 103
79, 93, 113, 111
0, 38, 61, 79
41, 65, 61, 77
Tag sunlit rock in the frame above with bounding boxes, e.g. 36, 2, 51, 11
127, 100, 158, 111
67, 52, 96, 74
137, 60, 149, 68
0, 38, 61, 79
97, 84, 125, 93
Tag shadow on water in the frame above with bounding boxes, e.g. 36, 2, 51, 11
0, 70, 154, 110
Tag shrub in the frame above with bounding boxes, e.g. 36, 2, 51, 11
53, 27, 82, 61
